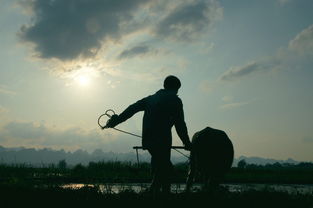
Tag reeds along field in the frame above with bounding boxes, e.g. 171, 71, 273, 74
1, 160, 313, 184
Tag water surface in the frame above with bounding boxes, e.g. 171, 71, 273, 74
61, 183, 313, 194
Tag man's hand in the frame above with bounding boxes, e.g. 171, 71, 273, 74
106, 114, 120, 128
184, 141, 192, 151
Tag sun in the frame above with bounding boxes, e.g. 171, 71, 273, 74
66, 64, 99, 88
76, 74, 91, 86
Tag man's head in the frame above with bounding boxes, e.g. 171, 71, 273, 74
163, 75, 181, 93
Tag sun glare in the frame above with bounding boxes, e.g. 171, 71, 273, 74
65, 63, 100, 88
76, 74, 91, 86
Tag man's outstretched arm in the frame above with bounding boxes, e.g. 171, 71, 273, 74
106, 97, 147, 128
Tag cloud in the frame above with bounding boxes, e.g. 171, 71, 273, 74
219, 24, 313, 82
18, 0, 222, 62
18, 0, 151, 60
222, 96, 234, 103
4, 121, 47, 140
277, 0, 292, 6
117, 45, 158, 60
288, 24, 313, 56
155, 0, 222, 41
0, 106, 9, 114
0, 86, 16, 95
198, 80, 215, 93
219, 62, 265, 81
219, 101, 249, 111
0, 121, 137, 152
219, 96, 258, 111
302, 137, 313, 143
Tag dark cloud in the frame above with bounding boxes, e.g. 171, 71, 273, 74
155, 0, 222, 41
117, 45, 158, 60
18, 0, 222, 62
19, 0, 150, 60
219, 59, 281, 81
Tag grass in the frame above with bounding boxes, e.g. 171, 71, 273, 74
1, 161, 313, 184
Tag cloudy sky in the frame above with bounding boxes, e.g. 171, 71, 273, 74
0, 0, 313, 161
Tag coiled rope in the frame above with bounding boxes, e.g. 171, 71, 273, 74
98, 109, 142, 138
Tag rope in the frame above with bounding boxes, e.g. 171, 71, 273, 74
98, 109, 190, 159
112, 127, 142, 138
173, 148, 190, 159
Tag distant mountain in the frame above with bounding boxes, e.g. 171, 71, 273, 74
233, 155, 299, 166
0, 145, 187, 166
0, 145, 304, 166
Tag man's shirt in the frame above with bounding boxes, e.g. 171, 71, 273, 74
117, 89, 190, 149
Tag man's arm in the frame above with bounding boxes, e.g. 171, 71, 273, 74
174, 99, 192, 150
106, 97, 147, 128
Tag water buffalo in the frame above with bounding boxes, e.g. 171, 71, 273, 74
186, 127, 234, 191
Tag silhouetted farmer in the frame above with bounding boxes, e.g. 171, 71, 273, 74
186, 127, 234, 192
105, 75, 192, 194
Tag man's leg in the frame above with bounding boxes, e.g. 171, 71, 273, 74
148, 147, 172, 194
160, 148, 172, 194
148, 148, 161, 194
